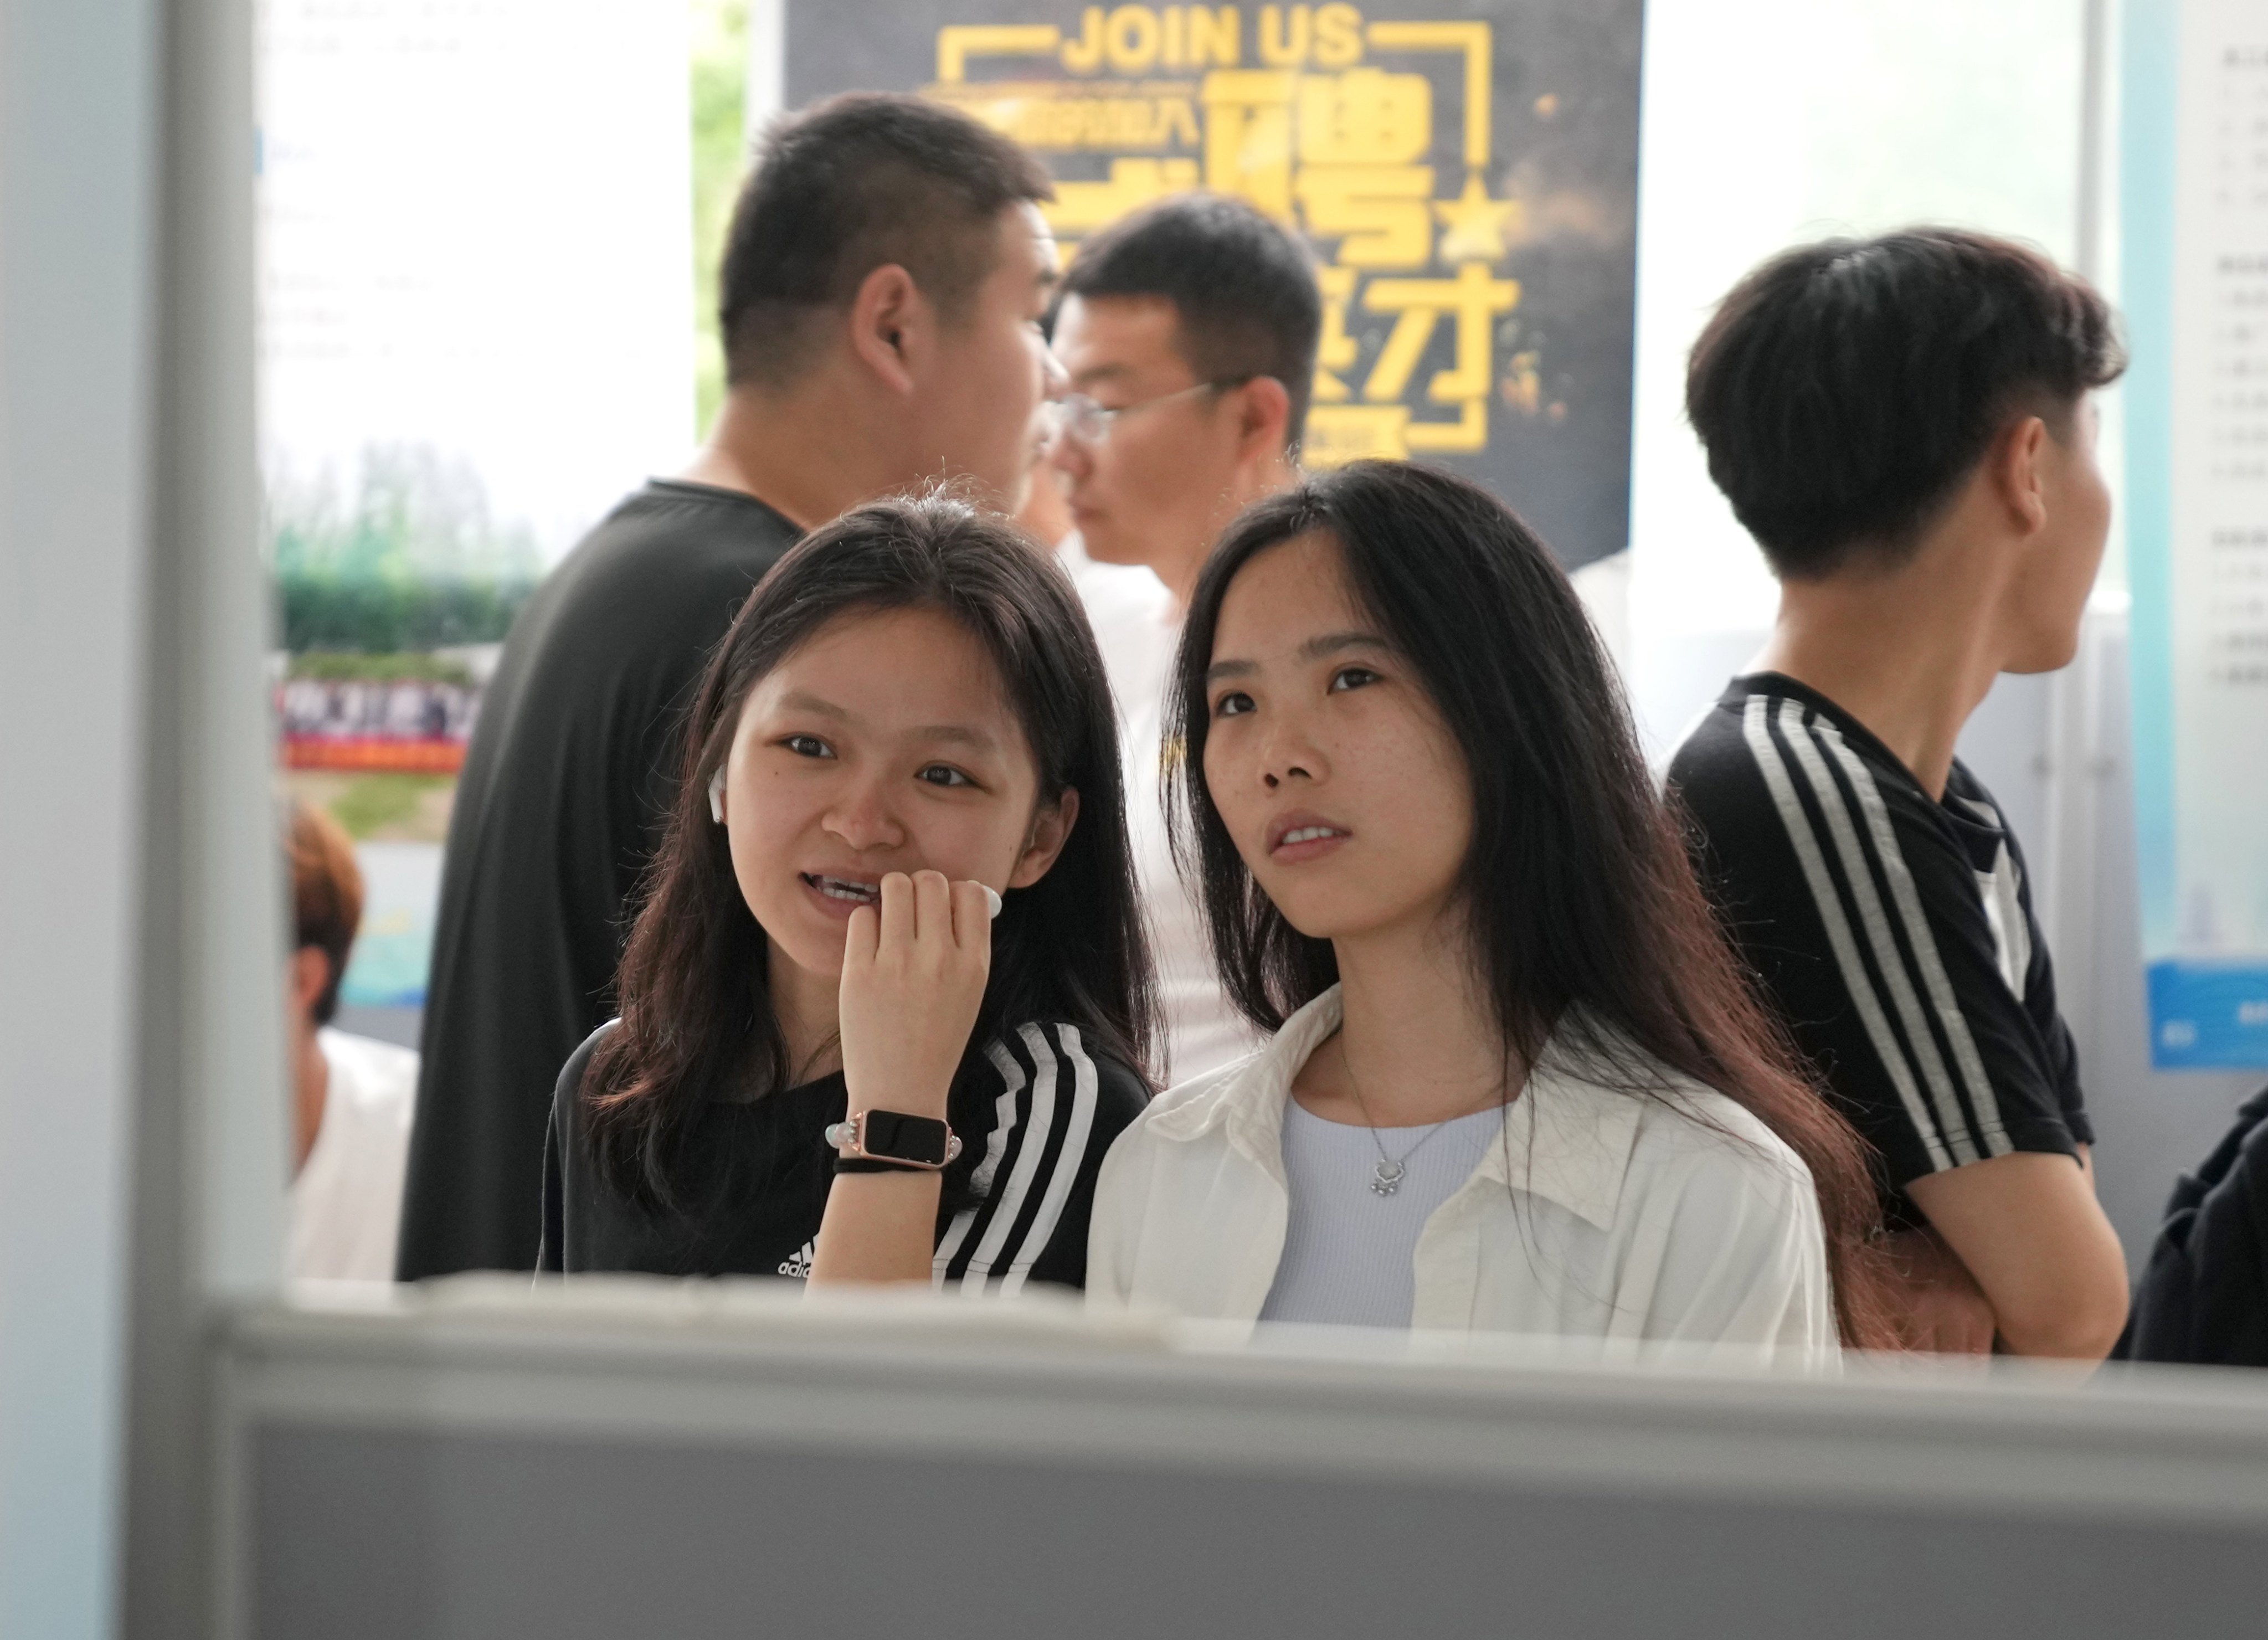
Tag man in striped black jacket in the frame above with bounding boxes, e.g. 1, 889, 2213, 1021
1668, 229, 2132, 1359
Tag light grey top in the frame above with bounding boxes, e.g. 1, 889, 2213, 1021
1258, 1101, 1506, 1329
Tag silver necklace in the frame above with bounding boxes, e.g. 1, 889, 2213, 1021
1340, 1055, 1456, 1198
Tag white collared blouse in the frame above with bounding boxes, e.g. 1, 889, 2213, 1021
1087, 986, 1839, 1365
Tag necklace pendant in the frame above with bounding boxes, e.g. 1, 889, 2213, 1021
1371, 1159, 1406, 1196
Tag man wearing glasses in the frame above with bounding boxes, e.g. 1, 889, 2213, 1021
1047, 193, 1320, 1083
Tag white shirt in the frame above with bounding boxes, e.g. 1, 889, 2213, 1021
1260, 1101, 1505, 1329
289, 1027, 416, 1282
1087, 986, 1838, 1365
1057, 535, 1259, 1083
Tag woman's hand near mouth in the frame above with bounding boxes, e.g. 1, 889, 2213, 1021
837, 869, 993, 1122
834, 871, 984, 1115
812, 870, 993, 1286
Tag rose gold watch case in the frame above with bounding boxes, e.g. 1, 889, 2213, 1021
825, 1111, 964, 1170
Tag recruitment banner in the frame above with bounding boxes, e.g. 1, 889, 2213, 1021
789, 1, 1642, 569
2125, 0, 2268, 1066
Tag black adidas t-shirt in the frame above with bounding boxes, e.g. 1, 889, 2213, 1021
1669, 674, 2092, 1215
539, 1018, 1147, 1289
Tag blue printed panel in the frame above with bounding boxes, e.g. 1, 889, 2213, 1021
2148, 962, 2268, 1068
338, 841, 443, 1010
2123, 1, 2268, 1069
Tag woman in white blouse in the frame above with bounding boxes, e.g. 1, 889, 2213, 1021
1087, 463, 1892, 1361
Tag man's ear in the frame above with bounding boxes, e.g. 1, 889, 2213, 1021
847, 263, 927, 397
290, 945, 332, 1020
1992, 414, 2051, 538
1232, 376, 1294, 465
1007, 788, 1081, 890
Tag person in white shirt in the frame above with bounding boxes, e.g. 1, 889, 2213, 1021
285, 800, 415, 1282
1086, 462, 1896, 1361
1011, 423, 1077, 552
1046, 193, 1318, 1083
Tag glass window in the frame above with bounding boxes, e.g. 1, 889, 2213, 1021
1627, 0, 2090, 747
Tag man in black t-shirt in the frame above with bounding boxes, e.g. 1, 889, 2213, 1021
1667, 229, 2132, 1358
398, 95, 1067, 1278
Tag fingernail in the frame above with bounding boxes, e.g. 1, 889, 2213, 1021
983, 885, 1003, 919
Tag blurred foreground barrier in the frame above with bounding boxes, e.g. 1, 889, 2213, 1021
223, 1278, 2268, 1639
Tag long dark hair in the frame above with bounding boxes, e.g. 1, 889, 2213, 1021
587, 493, 1157, 1209
1168, 461, 1892, 1346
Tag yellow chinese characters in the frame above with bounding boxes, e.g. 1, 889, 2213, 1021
931, 5, 1534, 462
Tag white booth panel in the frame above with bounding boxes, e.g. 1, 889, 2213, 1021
223, 1287, 2268, 1640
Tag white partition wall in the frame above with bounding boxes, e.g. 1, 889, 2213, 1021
128, 0, 290, 1634
0, 3, 164, 1637
1, 0, 284, 1633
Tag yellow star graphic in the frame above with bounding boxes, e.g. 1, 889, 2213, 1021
1434, 175, 1522, 264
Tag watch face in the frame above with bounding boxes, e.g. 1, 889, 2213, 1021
861, 1109, 950, 1167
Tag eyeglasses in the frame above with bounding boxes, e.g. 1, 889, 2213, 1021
1047, 377, 1259, 447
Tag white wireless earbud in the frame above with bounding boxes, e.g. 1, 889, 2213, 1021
983, 885, 1003, 920
707, 767, 726, 825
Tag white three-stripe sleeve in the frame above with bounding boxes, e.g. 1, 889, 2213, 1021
1741, 697, 1957, 1173
930, 1040, 1027, 1285
997, 1027, 1099, 1297
1772, 699, 1979, 1165
956, 1026, 1070, 1292
1814, 721, 2013, 1158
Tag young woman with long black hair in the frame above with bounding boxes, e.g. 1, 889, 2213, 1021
1087, 461, 1891, 1355
541, 495, 1155, 1289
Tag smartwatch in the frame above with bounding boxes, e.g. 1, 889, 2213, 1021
825, 1109, 963, 1172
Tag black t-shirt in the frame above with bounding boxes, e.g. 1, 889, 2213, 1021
1668, 674, 2092, 1216
399, 480, 801, 1279
539, 1019, 1148, 1289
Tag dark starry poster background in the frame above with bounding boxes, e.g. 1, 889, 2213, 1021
788, 0, 1642, 569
